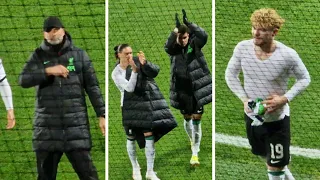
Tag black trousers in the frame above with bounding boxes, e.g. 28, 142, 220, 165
36, 150, 99, 180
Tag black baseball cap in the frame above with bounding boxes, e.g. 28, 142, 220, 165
43, 16, 64, 32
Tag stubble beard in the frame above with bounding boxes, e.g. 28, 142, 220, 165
46, 36, 64, 45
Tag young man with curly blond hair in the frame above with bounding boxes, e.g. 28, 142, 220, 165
225, 8, 310, 180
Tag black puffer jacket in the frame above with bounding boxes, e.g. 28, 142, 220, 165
122, 57, 177, 148
164, 23, 212, 109
19, 32, 105, 152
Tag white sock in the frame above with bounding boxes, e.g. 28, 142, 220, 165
268, 170, 285, 180
192, 120, 202, 156
126, 139, 139, 170
184, 119, 193, 141
145, 137, 155, 172
284, 166, 295, 180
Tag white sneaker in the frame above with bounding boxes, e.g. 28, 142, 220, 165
146, 171, 160, 180
190, 155, 200, 167
132, 168, 142, 180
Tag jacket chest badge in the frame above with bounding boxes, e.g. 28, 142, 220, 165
67, 57, 76, 71
187, 44, 193, 54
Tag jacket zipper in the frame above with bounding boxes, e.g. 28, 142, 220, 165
174, 48, 186, 76
57, 56, 65, 149
183, 47, 193, 90
60, 78, 66, 149
182, 48, 190, 78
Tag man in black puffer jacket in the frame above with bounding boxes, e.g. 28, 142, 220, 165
18, 16, 105, 180
164, 9, 212, 167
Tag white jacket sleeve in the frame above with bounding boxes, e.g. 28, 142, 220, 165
0, 78, 13, 110
112, 67, 138, 93
0, 59, 13, 110
225, 44, 248, 102
284, 51, 311, 101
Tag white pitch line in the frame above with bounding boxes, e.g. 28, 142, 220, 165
215, 133, 320, 159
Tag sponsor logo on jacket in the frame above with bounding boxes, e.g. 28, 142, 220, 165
67, 57, 75, 71
187, 44, 193, 54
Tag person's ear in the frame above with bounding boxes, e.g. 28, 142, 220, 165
43, 31, 48, 39
62, 28, 66, 35
273, 28, 279, 36
117, 52, 122, 59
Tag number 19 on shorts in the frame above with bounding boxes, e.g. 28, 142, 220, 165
270, 143, 284, 159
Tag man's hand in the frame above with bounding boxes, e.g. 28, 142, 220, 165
262, 95, 288, 113
99, 116, 105, 136
137, 51, 146, 65
45, 65, 69, 78
6, 109, 15, 129
182, 9, 191, 26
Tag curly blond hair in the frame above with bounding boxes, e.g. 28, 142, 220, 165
250, 8, 285, 29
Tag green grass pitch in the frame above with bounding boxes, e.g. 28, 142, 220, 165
0, 1, 105, 179
108, 0, 212, 179
216, 0, 320, 179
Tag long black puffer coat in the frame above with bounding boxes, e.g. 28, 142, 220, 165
19, 32, 105, 152
122, 57, 177, 148
164, 23, 212, 109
